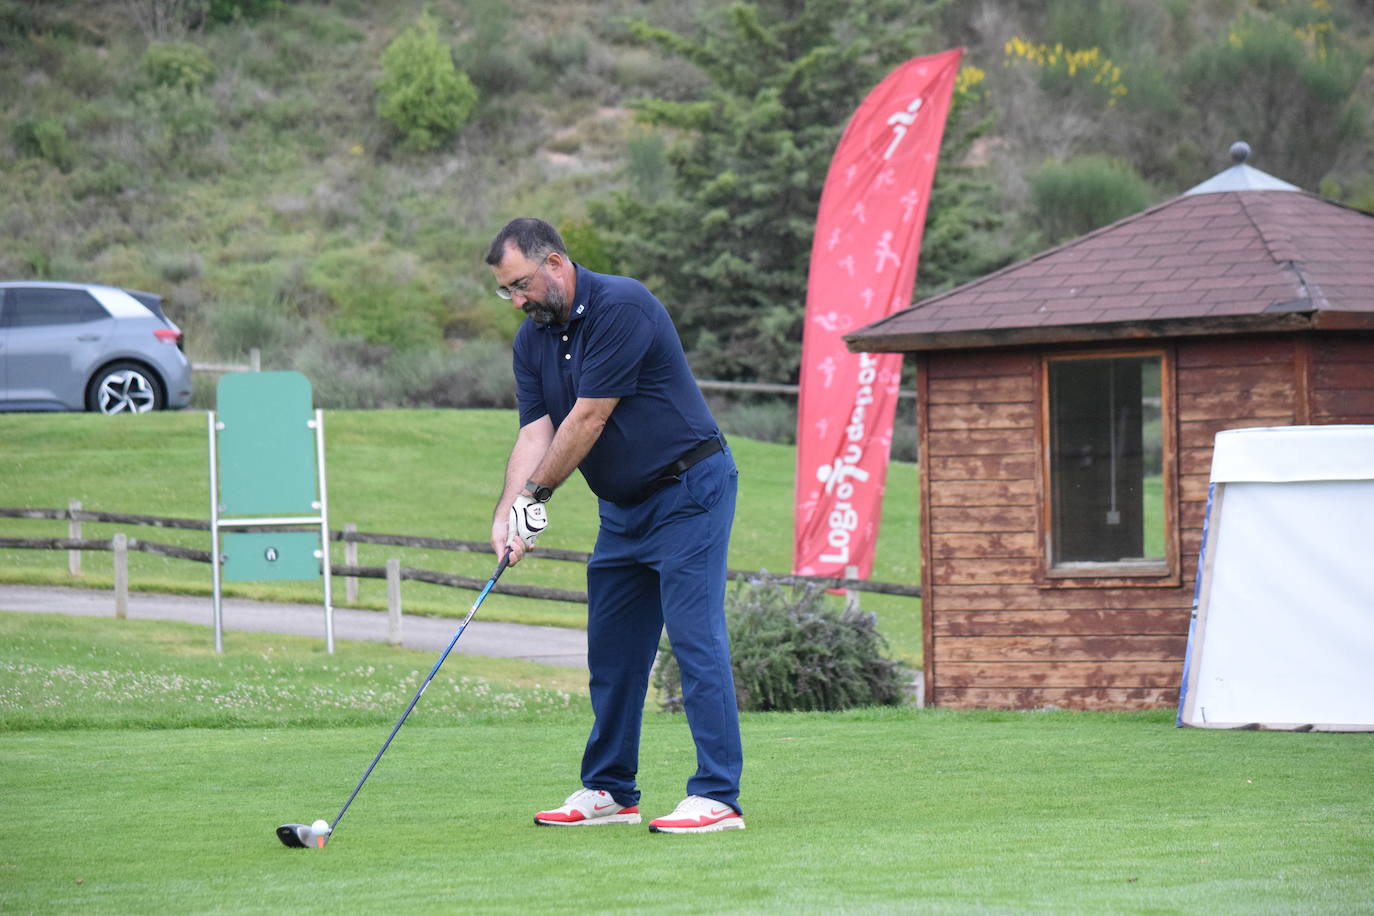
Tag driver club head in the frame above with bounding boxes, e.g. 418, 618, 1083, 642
276, 824, 312, 848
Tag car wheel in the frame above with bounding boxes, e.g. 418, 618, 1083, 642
86, 362, 165, 414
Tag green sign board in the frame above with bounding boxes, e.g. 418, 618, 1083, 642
222, 531, 322, 582
216, 371, 317, 516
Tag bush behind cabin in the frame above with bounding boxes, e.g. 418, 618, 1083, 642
654, 574, 910, 713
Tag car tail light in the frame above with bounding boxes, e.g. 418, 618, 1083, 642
154, 328, 184, 350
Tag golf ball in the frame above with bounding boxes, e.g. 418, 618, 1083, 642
311, 819, 330, 837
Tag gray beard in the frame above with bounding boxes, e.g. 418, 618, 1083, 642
522, 283, 566, 325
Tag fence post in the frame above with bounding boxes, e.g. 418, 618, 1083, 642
68, 499, 82, 577
844, 564, 861, 613
113, 533, 128, 619
344, 523, 358, 604
386, 558, 402, 646
249, 347, 261, 372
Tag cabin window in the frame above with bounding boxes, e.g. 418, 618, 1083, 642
1046, 353, 1167, 572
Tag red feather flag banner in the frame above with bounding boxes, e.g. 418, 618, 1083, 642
793, 48, 963, 580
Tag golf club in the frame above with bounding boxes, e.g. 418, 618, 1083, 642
277, 549, 512, 848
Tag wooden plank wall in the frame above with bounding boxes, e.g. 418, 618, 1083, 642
921, 333, 1374, 711
1310, 336, 1374, 424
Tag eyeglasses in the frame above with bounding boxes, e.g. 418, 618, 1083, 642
495, 254, 550, 300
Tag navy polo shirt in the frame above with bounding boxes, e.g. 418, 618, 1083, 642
512, 263, 719, 504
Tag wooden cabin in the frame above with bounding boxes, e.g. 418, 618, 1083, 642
846, 149, 1374, 710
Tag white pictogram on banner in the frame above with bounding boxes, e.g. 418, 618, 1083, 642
874, 231, 901, 272
900, 188, 921, 222
817, 355, 837, 387
884, 96, 924, 160
860, 288, 874, 310
811, 311, 853, 333
838, 254, 855, 277
851, 201, 867, 224
827, 228, 843, 251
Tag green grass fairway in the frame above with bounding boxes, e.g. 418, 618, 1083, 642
0, 409, 921, 662
3, 614, 1372, 914
12, 717, 1371, 915
0, 614, 589, 731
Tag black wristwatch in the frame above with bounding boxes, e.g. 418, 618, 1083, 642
524, 480, 554, 503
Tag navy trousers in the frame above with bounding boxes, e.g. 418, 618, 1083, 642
580, 446, 743, 814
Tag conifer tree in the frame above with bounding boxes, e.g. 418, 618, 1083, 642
590, 0, 1004, 383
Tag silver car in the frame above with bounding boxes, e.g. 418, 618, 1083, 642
0, 281, 193, 414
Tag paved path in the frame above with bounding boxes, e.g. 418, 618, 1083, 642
0, 584, 588, 669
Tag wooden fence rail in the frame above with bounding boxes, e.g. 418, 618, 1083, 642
0, 506, 921, 600
0, 537, 591, 604
196, 352, 915, 401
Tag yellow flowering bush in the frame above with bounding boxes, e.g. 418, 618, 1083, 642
1003, 36, 1128, 106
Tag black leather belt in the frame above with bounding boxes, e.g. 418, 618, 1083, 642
622, 435, 726, 505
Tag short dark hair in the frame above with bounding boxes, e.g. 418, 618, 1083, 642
485, 218, 568, 266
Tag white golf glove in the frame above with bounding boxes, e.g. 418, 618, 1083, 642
508, 494, 548, 548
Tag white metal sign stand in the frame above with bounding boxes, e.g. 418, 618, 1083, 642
207, 372, 335, 653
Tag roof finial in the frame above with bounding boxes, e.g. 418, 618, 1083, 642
1185, 141, 1297, 194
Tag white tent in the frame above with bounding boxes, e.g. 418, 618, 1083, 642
1178, 426, 1374, 731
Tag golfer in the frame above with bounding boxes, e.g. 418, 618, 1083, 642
486, 217, 744, 834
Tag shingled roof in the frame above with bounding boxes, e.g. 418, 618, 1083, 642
845, 158, 1374, 353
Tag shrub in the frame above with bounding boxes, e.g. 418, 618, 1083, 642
1005, 37, 1129, 107
12, 118, 74, 171
1029, 154, 1152, 244
890, 421, 918, 464
382, 339, 516, 409
709, 396, 796, 446
142, 40, 215, 92
152, 250, 204, 283
137, 84, 217, 170
70, 162, 138, 199
303, 243, 449, 350
210, 302, 301, 359
376, 13, 478, 152
455, 0, 527, 96
1181, 9, 1367, 189
653, 574, 909, 713
286, 335, 392, 409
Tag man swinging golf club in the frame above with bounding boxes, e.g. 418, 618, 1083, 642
487, 218, 745, 834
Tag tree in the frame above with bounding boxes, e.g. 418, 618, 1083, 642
376, 13, 479, 153
589, 0, 1002, 383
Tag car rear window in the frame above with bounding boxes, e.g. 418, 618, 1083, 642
5, 288, 110, 328
127, 289, 169, 322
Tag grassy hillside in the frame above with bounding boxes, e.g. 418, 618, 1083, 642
3, 0, 1370, 412
0, 0, 718, 400
0, 409, 923, 660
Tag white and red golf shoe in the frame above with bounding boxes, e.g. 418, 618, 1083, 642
533, 788, 641, 826
647, 795, 745, 833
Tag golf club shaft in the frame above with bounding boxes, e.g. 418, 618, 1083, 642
328, 550, 511, 838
